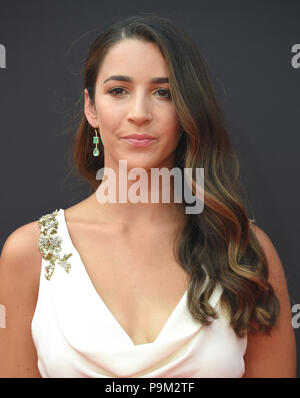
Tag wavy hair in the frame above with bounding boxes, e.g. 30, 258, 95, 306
67, 12, 280, 338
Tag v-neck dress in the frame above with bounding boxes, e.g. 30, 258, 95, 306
31, 208, 247, 378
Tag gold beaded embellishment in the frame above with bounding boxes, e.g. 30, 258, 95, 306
37, 209, 73, 281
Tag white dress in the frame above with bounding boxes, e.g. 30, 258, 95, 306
31, 208, 247, 378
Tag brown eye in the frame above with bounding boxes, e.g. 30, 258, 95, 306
155, 89, 171, 99
108, 87, 127, 95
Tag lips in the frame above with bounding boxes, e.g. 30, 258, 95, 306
121, 134, 157, 148
122, 134, 155, 140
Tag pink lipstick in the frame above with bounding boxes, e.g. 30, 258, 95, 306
121, 134, 157, 148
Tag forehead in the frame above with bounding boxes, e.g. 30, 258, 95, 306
98, 39, 169, 79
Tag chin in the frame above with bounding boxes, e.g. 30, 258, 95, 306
123, 159, 156, 172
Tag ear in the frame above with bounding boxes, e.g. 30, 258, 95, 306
84, 88, 97, 127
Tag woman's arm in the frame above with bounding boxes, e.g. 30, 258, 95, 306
0, 223, 42, 378
243, 224, 297, 378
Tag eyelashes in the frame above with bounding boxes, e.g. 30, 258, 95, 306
108, 87, 171, 99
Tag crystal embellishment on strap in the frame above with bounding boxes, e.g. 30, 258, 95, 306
37, 209, 73, 280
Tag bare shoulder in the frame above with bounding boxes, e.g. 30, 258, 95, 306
249, 223, 292, 319
243, 222, 297, 377
249, 223, 289, 287
249, 222, 273, 245
0, 217, 43, 377
0, 217, 42, 284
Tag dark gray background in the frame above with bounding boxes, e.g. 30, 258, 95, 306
0, 0, 299, 377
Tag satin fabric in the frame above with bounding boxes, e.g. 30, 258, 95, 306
31, 208, 247, 378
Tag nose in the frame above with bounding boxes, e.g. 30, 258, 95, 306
127, 93, 153, 125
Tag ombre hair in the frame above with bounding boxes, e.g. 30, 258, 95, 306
67, 12, 280, 338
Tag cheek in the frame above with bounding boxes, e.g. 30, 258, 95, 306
162, 114, 181, 145
97, 102, 120, 134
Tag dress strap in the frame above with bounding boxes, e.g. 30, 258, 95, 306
37, 209, 73, 281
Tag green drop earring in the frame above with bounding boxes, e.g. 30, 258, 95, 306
93, 126, 100, 157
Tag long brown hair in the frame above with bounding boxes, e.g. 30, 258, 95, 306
67, 12, 280, 338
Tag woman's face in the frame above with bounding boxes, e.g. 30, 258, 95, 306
84, 38, 182, 172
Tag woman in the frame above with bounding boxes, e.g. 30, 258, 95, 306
0, 13, 296, 378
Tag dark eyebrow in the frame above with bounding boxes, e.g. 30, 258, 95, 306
103, 75, 169, 84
